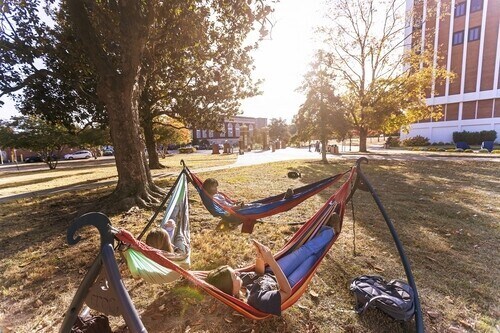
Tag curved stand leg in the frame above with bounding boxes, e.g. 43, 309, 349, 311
354, 158, 424, 333
61, 212, 147, 333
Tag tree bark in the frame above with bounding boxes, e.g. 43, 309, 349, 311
359, 127, 368, 152
99, 79, 163, 208
142, 111, 165, 169
321, 138, 328, 163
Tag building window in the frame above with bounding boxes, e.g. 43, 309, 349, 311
468, 26, 481, 42
227, 123, 233, 137
454, 2, 466, 17
196, 130, 201, 138
235, 124, 240, 137
452, 30, 464, 45
470, 0, 483, 12
208, 130, 213, 138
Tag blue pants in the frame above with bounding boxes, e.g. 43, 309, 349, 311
277, 226, 334, 287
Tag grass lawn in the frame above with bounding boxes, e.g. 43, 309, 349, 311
0, 152, 236, 198
0, 157, 498, 332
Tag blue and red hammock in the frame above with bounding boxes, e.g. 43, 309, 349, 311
184, 162, 349, 232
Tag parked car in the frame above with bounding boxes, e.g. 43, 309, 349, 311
64, 150, 92, 160
24, 155, 43, 163
102, 149, 114, 156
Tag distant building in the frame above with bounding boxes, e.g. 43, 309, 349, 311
402, 0, 500, 143
192, 116, 267, 146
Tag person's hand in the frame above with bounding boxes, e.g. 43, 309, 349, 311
251, 239, 272, 260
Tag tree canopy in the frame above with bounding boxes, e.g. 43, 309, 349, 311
1, 0, 275, 209
268, 118, 291, 144
318, 0, 451, 151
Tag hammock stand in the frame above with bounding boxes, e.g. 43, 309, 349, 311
182, 160, 349, 233
60, 158, 423, 333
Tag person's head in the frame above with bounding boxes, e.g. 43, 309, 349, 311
202, 178, 219, 196
145, 228, 173, 253
206, 265, 242, 297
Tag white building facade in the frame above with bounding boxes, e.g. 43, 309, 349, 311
402, 0, 500, 143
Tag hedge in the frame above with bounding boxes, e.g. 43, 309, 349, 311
452, 130, 497, 145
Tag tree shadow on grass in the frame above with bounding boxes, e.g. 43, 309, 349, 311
312, 159, 499, 332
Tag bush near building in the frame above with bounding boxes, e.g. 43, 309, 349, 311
402, 135, 430, 147
452, 130, 497, 145
385, 136, 400, 147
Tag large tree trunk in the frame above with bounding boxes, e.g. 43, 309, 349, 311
142, 112, 165, 169
359, 127, 368, 152
100, 81, 163, 209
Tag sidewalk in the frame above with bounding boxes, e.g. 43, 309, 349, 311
1, 145, 497, 203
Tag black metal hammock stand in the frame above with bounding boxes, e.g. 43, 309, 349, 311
59, 157, 423, 333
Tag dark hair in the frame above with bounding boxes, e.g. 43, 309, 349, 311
202, 178, 219, 191
205, 265, 233, 295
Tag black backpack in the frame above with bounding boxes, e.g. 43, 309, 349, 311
350, 275, 415, 321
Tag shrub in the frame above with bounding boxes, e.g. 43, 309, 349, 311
455, 148, 464, 152
402, 135, 430, 147
478, 149, 489, 153
178, 147, 196, 154
452, 130, 497, 145
492, 150, 500, 154
386, 136, 400, 147
437, 148, 446, 152
464, 149, 473, 153
445, 148, 456, 152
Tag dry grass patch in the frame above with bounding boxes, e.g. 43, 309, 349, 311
0, 159, 498, 333
0, 153, 236, 198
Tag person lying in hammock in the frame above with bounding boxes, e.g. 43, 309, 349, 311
206, 226, 334, 315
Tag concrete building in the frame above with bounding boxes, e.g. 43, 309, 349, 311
192, 116, 267, 146
402, 0, 500, 143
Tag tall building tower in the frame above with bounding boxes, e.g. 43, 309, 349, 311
402, 0, 500, 143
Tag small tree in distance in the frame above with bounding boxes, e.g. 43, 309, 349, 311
0, 116, 75, 169
296, 52, 349, 162
268, 118, 291, 145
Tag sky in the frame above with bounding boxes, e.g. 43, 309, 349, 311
240, 1, 324, 123
0, 0, 324, 123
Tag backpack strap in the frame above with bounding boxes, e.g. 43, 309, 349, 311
355, 293, 409, 315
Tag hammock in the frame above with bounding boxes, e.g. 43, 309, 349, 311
122, 171, 191, 284
184, 162, 349, 233
61, 159, 424, 333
